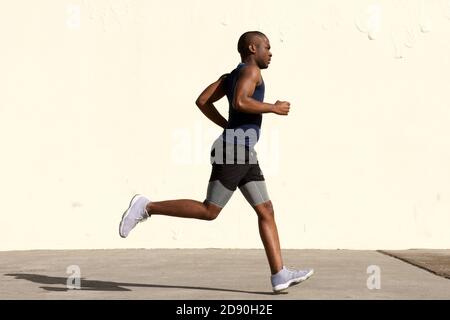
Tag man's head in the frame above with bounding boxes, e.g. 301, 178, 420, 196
237, 31, 272, 69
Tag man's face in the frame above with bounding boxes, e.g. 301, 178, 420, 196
254, 36, 272, 69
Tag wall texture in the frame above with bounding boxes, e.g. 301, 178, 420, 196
1, 0, 450, 250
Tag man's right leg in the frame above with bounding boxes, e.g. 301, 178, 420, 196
146, 174, 235, 221
119, 194, 224, 238
120, 161, 238, 237
120, 139, 243, 236
119, 192, 226, 238
147, 199, 222, 221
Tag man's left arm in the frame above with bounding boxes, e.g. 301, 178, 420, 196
195, 74, 229, 129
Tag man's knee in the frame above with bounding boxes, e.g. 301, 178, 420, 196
255, 200, 274, 219
203, 201, 222, 221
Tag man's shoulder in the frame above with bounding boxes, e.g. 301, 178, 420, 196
240, 63, 260, 72
238, 64, 261, 80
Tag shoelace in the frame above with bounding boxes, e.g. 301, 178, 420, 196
285, 267, 302, 275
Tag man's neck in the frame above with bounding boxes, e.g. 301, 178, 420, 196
241, 57, 258, 66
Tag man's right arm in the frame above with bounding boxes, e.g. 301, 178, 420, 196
233, 65, 290, 115
195, 74, 229, 129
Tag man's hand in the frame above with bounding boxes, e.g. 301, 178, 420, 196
272, 100, 291, 115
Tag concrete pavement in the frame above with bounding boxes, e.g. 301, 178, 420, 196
1, 249, 449, 299
380, 249, 450, 279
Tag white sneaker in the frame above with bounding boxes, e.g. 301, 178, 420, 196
119, 194, 150, 238
271, 267, 314, 293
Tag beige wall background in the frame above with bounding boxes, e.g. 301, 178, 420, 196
1, 0, 449, 251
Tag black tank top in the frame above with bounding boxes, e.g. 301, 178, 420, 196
221, 63, 265, 148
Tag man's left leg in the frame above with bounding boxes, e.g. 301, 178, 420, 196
239, 167, 314, 292
239, 179, 283, 275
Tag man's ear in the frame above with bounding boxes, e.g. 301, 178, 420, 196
248, 43, 257, 54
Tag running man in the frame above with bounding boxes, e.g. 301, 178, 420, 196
119, 31, 313, 293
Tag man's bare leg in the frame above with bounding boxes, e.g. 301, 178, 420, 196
253, 200, 283, 275
147, 200, 222, 221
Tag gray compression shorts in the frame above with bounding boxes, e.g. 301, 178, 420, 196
206, 176, 270, 208
205, 139, 270, 208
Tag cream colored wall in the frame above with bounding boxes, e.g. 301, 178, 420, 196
1, 0, 450, 251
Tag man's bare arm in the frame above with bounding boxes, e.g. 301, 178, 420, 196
233, 65, 290, 115
195, 74, 229, 129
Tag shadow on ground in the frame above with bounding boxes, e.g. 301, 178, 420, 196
5, 273, 282, 296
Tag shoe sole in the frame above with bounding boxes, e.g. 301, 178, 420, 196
119, 194, 142, 238
272, 269, 314, 293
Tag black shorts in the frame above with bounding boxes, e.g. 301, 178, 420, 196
208, 140, 265, 191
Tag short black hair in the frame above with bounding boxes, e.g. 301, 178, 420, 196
237, 31, 267, 57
